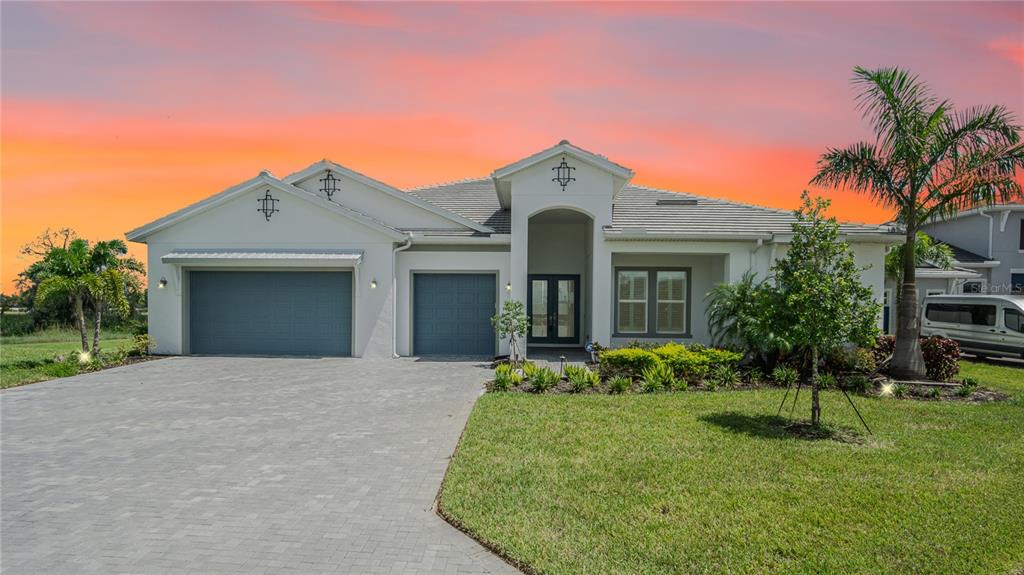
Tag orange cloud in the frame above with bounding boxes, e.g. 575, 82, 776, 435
989, 38, 1024, 69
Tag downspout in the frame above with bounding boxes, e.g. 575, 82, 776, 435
749, 238, 764, 275
392, 233, 413, 358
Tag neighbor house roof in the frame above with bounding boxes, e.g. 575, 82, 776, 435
405, 179, 899, 241
936, 241, 992, 264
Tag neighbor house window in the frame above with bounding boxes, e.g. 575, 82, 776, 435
616, 271, 648, 333
656, 271, 686, 334
615, 268, 690, 336
1012, 273, 1024, 294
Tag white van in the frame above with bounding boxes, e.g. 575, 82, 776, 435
921, 294, 1024, 359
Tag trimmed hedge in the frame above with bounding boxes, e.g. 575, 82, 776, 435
598, 348, 660, 377
652, 343, 711, 382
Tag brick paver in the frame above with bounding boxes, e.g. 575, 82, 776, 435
1, 357, 515, 574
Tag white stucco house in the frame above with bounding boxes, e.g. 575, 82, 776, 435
127, 141, 902, 358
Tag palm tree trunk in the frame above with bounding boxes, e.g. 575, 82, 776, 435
91, 302, 103, 356
810, 347, 821, 426
891, 227, 927, 379
74, 294, 88, 352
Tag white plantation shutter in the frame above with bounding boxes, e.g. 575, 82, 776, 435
617, 271, 647, 333
656, 271, 686, 334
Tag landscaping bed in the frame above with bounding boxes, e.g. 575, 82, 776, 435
1, 329, 153, 389
441, 360, 1024, 575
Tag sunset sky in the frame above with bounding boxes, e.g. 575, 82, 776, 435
2, 1, 1022, 291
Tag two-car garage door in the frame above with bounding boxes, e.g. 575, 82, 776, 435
189, 270, 352, 356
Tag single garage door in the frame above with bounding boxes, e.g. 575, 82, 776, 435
414, 273, 496, 356
189, 270, 352, 356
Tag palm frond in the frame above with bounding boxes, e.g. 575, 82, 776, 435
852, 66, 936, 155
811, 142, 904, 207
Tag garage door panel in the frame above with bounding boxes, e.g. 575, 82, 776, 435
190, 271, 352, 356
413, 274, 495, 356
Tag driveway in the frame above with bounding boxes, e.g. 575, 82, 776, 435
1, 357, 515, 574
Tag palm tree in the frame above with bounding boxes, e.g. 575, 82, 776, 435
87, 240, 144, 354
885, 231, 953, 305
30, 239, 94, 351
32, 238, 143, 354
812, 67, 1023, 378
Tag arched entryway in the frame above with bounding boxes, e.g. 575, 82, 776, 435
526, 208, 594, 350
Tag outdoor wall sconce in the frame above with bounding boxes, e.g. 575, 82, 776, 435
505, 282, 512, 291
158, 277, 168, 289
370, 279, 378, 289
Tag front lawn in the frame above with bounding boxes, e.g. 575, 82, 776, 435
1, 328, 133, 389
440, 361, 1024, 575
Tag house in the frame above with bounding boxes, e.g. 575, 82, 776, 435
127, 141, 902, 358
920, 205, 1024, 295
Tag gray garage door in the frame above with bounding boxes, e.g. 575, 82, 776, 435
189, 270, 352, 356
413, 273, 496, 356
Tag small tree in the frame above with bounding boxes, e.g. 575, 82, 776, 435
772, 192, 881, 426
491, 299, 529, 365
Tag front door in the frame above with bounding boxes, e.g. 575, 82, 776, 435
527, 275, 580, 344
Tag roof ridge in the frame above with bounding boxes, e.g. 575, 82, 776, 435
407, 176, 491, 192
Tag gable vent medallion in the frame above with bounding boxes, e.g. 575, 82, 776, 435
319, 170, 341, 200
257, 190, 279, 221
552, 156, 576, 191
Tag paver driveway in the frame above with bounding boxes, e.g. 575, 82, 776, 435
1, 357, 516, 574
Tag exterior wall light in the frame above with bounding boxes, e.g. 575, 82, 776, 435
370, 279, 378, 289
158, 277, 168, 289
505, 282, 512, 292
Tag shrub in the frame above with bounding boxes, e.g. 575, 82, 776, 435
530, 367, 559, 393
130, 334, 154, 357
817, 373, 837, 390
624, 339, 658, 350
742, 367, 764, 385
826, 346, 877, 373
607, 375, 631, 394
492, 363, 522, 392
920, 336, 960, 382
872, 335, 896, 365
958, 376, 979, 397
521, 361, 539, 380
641, 362, 676, 392
843, 374, 874, 394
652, 343, 710, 381
893, 383, 908, 399
599, 348, 661, 378
565, 365, 599, 392
0, 312, 36, 336
699, 348, 743, 370
710, 364, 740, 388
770, 365, 799, 387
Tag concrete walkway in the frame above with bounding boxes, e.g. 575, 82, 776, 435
1, 357, 516, 574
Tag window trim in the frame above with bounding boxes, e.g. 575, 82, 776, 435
613, 267, 692, 338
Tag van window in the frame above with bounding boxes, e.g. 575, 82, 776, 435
1006, 309, 1024, 334
925, 303, 996, 326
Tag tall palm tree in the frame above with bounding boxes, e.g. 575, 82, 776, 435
812, 67, 1023, 378
87, 240, 144, 354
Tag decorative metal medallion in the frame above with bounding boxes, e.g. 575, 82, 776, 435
319, 170, 340, 200
256, 190, 279, 221
551, 156, 576, 191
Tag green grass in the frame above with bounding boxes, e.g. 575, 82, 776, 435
441, 362, 1024, 575
1, 329, 133, 389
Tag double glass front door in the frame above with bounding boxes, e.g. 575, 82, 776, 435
527, 275, 580, 344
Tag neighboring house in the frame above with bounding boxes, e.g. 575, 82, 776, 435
127, 141, 901, 358
921, 204, 1024, 295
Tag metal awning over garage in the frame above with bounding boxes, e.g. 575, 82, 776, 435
162, 249, 363, 267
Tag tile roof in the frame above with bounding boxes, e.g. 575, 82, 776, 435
935, 241, 991, 263
407, 178, 510, 234
406, 179, 894, 238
